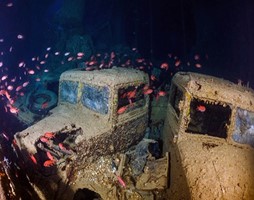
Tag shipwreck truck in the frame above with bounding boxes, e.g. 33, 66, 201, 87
14, 67, 169, 200
163, 72, 254, 199
14, 68, 254, 200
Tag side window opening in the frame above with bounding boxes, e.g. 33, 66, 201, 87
117, 84, 146, 114
186, 98, 231, 138
232, 108, 254, 147
169, 84, 183, 116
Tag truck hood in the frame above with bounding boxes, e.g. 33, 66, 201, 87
15, 106, 110, 154
177, 134, 254, 199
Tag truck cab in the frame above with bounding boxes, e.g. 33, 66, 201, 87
14, 67, 169, 199
163, 72, 254, 199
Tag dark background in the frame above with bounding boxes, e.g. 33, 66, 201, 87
0, 0, 254, 127
1, 0, 253, 84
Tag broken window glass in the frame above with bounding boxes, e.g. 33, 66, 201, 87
186, 98, 231, 138
81, 84, 109, 114
59, 81, 79, 104
232, 108, 254, 147
117, 84, 146, 114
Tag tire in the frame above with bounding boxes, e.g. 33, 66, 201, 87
27, 89, 57, 115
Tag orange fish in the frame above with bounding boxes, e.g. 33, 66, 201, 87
43, 160, 55, 167
156, 91, 167, 100
195, 63, 202, 68
30, 154, 37, 164
116, 176, 126, 188
46, 152, 54, 161
41, 102, 48, 109
77, 52, 84, 57
58, 143, 66, 151
117, 106, 128, 114
175, 60, 181, 67
28, 69, 35, 74
44, 132, 55, 139
157, 91, 166, 96
7, 104, 19, 114
197, 105, 206, 112
127, 89, 136, 99
40, 136, 49, 143
160, 62, 169, 70
143, 89, 153, 95
2, 132, 9, 141
150, 75, 157, 81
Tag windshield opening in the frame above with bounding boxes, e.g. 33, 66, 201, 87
232, 108, 254, 148
81, 84, 109, 114
59, 81, 79, 104
186, 98, 231, 138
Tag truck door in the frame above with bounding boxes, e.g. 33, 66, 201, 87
162, 83, 184, 152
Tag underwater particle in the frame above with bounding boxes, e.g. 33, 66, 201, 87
0, 39, 4, 42
0, 62, 3, 67
64, 52, 70, 56
17, 34, 24, 39
46, 47, 51, 51
6, 2, 13, 7
54, 51, 60, 55
194, 54, 200, 61
136, 58, 144, 63
44, 69, 49, 72
11, 77, 16, 82
168, 53, 172, 58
